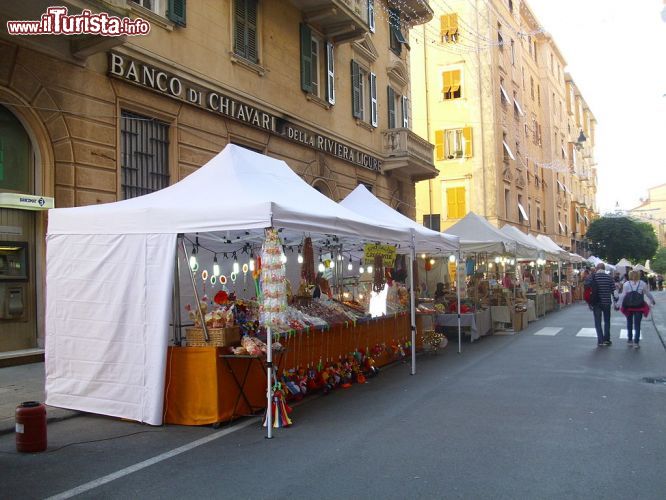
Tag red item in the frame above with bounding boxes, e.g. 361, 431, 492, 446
15, 401, 47, 453
620, 303, 651, 318
214, 290, 229, 305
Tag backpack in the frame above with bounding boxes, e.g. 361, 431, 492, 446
584, 275, 599, 306
622, 283, 645, 309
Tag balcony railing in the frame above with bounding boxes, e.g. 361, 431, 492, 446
381, 128, 437, 180
288, 0, 369, 43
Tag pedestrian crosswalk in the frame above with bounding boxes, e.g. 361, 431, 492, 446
529, 327, 640, 339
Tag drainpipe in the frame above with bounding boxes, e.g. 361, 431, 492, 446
424, 24, 434, 226
475, 0, 488, 217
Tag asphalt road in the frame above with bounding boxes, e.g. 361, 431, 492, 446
2, 294, 666, 499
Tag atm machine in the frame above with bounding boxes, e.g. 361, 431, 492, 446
0, 241, 28, 321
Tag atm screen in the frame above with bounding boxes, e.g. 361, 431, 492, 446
0, 241, 28, 281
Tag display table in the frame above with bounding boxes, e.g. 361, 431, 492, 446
434, 309, 492, 342
490, 305, 511, 324
526, 299, 537, 322
545, 293, 556, 312
526, 292, 546, 318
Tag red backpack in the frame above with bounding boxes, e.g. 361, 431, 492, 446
584, 275, 599, 305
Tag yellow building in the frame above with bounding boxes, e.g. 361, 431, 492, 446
629, 184, 666, 248
0, 0, 434, 355
411, 0, 598, 251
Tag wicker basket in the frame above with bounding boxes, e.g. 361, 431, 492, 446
185, 326, 240, 347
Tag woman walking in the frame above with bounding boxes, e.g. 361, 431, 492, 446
616, 270, 656, 348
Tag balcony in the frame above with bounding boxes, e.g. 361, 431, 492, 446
381, 128, 438, 181
289, 0, 369, 43
1, 1, 129, 60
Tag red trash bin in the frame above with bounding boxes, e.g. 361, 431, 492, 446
16, 401, 47, 453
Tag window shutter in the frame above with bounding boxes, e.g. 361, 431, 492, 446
463, 126, 473, 157
234, 0, 246, 58
300, 24, 313, 93
456, 187, 466, 217
167, 0, 186, 26
326, 42, 335, 105
442, 71, 452, 95
440, 14, 450, 37
451, 70, 461, 94
368, 0, 375, 33
387, 87, 396, 128
351, 60, 362, 119
446, 188, 458, 219
370, 73, 378, 127
246, 0, 258, 63
401, 96, 409, 128
450, 14, 458, 36
435, 130, 445, 161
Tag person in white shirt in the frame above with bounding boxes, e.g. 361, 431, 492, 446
616, 270, 656, 348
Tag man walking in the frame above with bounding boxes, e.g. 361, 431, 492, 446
585, 263, 616, 346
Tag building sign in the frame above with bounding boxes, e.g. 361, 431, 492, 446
0, 193, 54, 211
108, 52, 381, 172
363, 243, 396, 266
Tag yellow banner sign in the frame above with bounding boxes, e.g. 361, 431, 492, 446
363, 243, 397, 266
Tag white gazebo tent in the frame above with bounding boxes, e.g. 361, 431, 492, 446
45, 145, 412, 430
536, 234, 573, 306
340, 185, 461, 355
499, 225, 540, 260
445, 212, 521, 255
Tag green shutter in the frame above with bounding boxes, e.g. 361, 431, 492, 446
300, 24, 313, 93
387, 86, 395, 128
246, 0, 258, 63
234, 0, 246, 58
167, 0, 186, 27
351, 60, 362, 119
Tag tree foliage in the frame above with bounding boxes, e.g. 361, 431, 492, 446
651, 247, 666, 274
586, 217, 658, 264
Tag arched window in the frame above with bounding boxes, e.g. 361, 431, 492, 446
0, 105, 31, 193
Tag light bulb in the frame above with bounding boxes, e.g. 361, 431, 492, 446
359, 293, 364, 300
249, 258, 255, 271
449, 254, 456, 263
347, 261, 353, 271
421, 253, 426, 259
337, 254, 343, 261
213, 256, 220, 277
429, 259, 435, 265
359, 265, 365, 274
233, 260, 240, 275
297, 253, 304, 264
495, 256, 501, 263
280, 253, 287, 264
318, 262, 325, 272
329, 260, 335, 269
189, 254, 197, 270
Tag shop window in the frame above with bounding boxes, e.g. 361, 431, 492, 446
120, 111, 170, 200
442, 69, 462, 100
0, 105, 31, 193
446, 187, 466, 219
423, 214, 441, 232
234, 0, 258, 64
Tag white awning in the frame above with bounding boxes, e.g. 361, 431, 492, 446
518, 202, 529, 221
502, 141, 515, 160
499, 84, 510, 103
514, 98, 525, 116
558, 220, 565, 233
557, 180, 565, 191
561, 145, 568, 159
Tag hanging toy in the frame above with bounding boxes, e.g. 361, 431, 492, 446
263, 382, 293, 428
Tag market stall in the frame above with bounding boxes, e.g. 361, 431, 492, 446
45, 144, 415, 427
339, 185, 460, 355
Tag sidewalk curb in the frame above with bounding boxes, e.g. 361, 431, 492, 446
650, 306, 666, 350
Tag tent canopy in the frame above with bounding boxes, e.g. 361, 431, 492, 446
498, 225, 540, 259
616, 258, 633, 267
445, 212, 526, 255
45, 145, 416, 426
524, 233, 560, 261
535, 234, 571, 261
47, 144, 408, 247
339, 185, 459, 254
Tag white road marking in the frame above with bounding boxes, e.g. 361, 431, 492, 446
576, 328, 598, 337
534, 327, 562, 336
619, 329, 628, 339
45, 418, 258, 500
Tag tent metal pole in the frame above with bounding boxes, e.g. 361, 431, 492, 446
409, 240, 417, 376
173, 235, 183, 345
457, 251, 462, 354
266, 326, 273, 438
181, 238, 209, 342
558, 260, 562, 311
